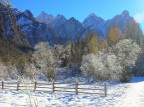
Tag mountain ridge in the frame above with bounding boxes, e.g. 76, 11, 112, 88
36, 10, 134, 38
0, 0, 138, 47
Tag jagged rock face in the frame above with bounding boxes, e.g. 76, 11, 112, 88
35, 10, 134, 43
51, 14, 67, 28
82, 13, 106, 37
82, 10, 134, 37
0, 3, 30, 47
83, 13, 105, 28
104, 10, 133, 34
51, 17, 85, 43
14, 9, 55, 46
36, 11, 54, 25
11, 7, 135, 46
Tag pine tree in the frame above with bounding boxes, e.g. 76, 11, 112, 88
108, 27, 121, 46
87, 33, 100, 53
125, 20, 143, 47
70, 37, 85, 65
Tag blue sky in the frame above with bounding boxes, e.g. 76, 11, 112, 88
9, 0, 144, 31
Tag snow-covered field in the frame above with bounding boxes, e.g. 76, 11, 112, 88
0, 77, 144, 107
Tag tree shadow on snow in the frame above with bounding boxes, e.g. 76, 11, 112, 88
130, 77, 144, 83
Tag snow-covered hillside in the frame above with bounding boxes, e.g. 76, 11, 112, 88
0, 77, 144, 107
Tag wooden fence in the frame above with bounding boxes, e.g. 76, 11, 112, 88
0, 81, 107, 96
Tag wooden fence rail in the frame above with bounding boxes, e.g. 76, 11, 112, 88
0, 81, 107, 96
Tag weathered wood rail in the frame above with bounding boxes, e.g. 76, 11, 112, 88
0, 81, 107, 96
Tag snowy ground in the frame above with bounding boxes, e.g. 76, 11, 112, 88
0, 77, 144, 107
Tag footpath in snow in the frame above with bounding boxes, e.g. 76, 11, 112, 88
0, 77, 144, 107
115, 77, 144, 107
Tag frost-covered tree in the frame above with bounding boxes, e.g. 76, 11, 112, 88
31, 42, 56, 80
0, 62, 19, 80
113, 39, 141, 67
24, 63, 39, 80
81, 39, 141, 82
55, 42, 72, 67
113, 39, 141, 82
81, 52, 122, 81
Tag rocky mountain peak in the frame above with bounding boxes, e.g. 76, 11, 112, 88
0, 0, 13, 7
87, 13, 98, 18
68, 17, 79, 23
36, 11, 54, 25
104, 10, 132, 35
55, 14, 66, 21
83, 13, 104, 28
112, 10, 130, 20
121, 10, 130, 17
23, 10, 34, 19
51, 14, 67, 28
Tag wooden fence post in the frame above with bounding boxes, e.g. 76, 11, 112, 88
34, 81, 37, 91
104, 83, 107, 97
17, 81, 19, 91
2, 81, 4, 90
75, 82, 78, 94
52, 82, 55, 92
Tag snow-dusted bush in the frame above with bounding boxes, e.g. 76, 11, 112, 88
31, 42, 57, 80
24, 63, 38, 79
0, 63, 19, 80
113, 39, 141, 67
81, 39, 141, 82
113, 39, 141, 82
81, 52, 122, 81
23, 42, 73, 80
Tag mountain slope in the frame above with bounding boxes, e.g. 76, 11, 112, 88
0, 3, 32, 65
0, 3, 30, 47
13, 9, 56, 46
